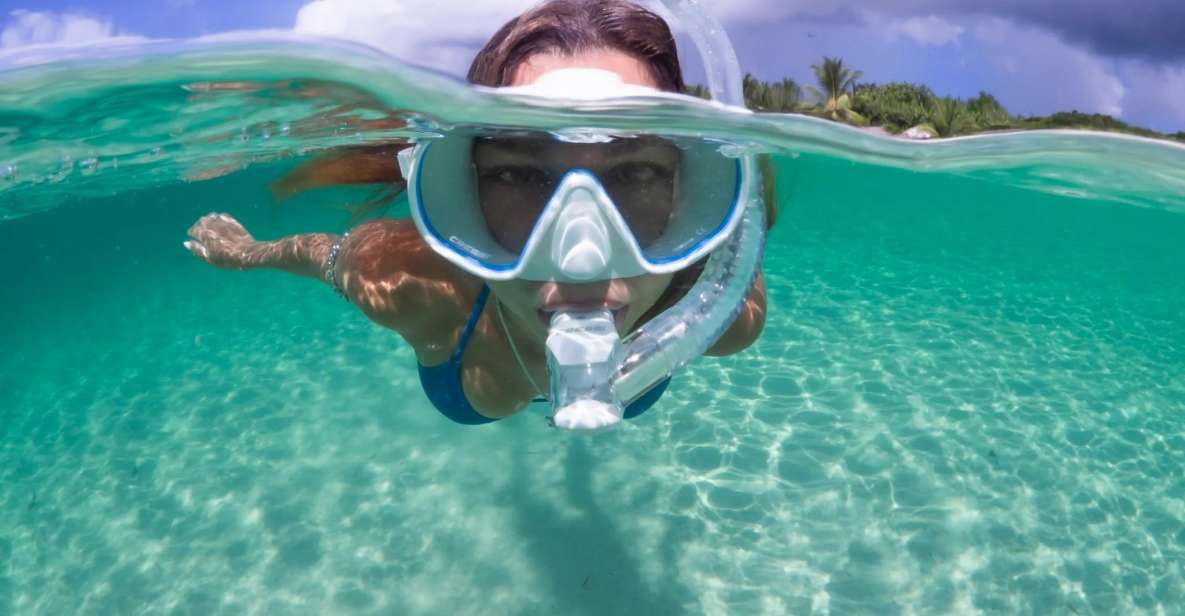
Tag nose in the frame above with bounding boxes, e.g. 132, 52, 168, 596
552, 186, 611, 281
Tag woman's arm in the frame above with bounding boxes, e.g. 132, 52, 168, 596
327, 219, 478, 343
704, 272, 767, 357
185, 212, 337, 281
242, 233, 338, 279
185, 213, 472, 346
703, 154, 777, 356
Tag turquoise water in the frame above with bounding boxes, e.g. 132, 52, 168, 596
2, 40, 1185, 614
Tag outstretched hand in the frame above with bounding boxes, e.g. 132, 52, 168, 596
184, 212, 258, 270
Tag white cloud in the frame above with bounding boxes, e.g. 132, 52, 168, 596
1115, 61, 1185, 132
0, 10, 116, 49
971, 18, 1125, 117
884, 14, 964, 47
293, 0, 537, 74
697, 0, 837, 24
288, 0, 839, 75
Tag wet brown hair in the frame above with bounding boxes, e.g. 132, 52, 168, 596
467, 0, 685, 92
273, 0, 687, 200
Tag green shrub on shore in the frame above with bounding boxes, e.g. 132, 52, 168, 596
1013, 111, 1163, 139
927, 97, 974, 137
966, 92, 1013, 130
693, 57, 1183, 142
851, 86, 1014, 136
852, 82, 933, 132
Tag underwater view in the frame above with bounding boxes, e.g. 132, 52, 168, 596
3, 31, 1185, 616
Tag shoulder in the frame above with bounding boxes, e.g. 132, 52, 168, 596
343, 218, 463, 285
346, 218, 420, 259
338, 218, 479, 335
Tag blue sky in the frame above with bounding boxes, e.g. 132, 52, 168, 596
2, 0, 1182, 132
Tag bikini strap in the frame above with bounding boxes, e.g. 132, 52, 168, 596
451, 285, 490, 362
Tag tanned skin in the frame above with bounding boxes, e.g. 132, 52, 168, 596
186, 50, 767, 420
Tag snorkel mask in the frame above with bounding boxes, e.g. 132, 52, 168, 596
401, 0, 766, 431
399, 104, 750, 283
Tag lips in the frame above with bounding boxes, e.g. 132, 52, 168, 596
535, 280, 631, 331
537, 304, 627, 330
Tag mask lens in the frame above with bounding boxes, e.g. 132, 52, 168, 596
597, 138, 681, 248
473, 136, 560, 253
413, 128, 743, 273
469, 132, 741, 263
634, 138, 741, 263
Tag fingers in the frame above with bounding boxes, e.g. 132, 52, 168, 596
187, 212, 217, 240
183, 239, 210, 260
185, 212, 253, 268
208, 212, 246, 233
187, 212, 240, 240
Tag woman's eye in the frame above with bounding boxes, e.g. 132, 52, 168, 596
481, 166, 550, 187
610, 162, 672, 184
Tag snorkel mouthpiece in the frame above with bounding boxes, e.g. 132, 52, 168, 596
546, 311, 625, 431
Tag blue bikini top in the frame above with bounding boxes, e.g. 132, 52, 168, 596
416, 286, 669, 425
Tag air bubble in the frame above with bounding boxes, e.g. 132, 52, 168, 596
49, 157, 74, 183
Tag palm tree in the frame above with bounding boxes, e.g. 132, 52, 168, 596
771, 77, 804, 112
927, 97, 970, 137
966, 91, 1012, 130
743, 74, 803, 112
686, 84, 710, 100
703, 76, 803, 113
743, 73, 766, 110
808, 57, 864, 112
803, 57, 867, 125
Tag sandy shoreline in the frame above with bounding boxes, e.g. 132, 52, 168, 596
859, 125, 894, 137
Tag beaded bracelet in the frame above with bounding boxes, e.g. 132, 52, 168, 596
324, 231, 350, 300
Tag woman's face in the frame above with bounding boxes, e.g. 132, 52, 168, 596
473, 135, 681, 252
484, 49, 675, 342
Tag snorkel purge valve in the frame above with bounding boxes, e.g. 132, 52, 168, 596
402, 0, 766, 431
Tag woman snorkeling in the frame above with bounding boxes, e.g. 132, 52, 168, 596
184, 0, 768, 427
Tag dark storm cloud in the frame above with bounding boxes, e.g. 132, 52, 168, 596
771, 0, 1185, 63
960, 0, 1185, 62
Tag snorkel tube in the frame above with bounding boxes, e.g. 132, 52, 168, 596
546, 0, 766, 430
